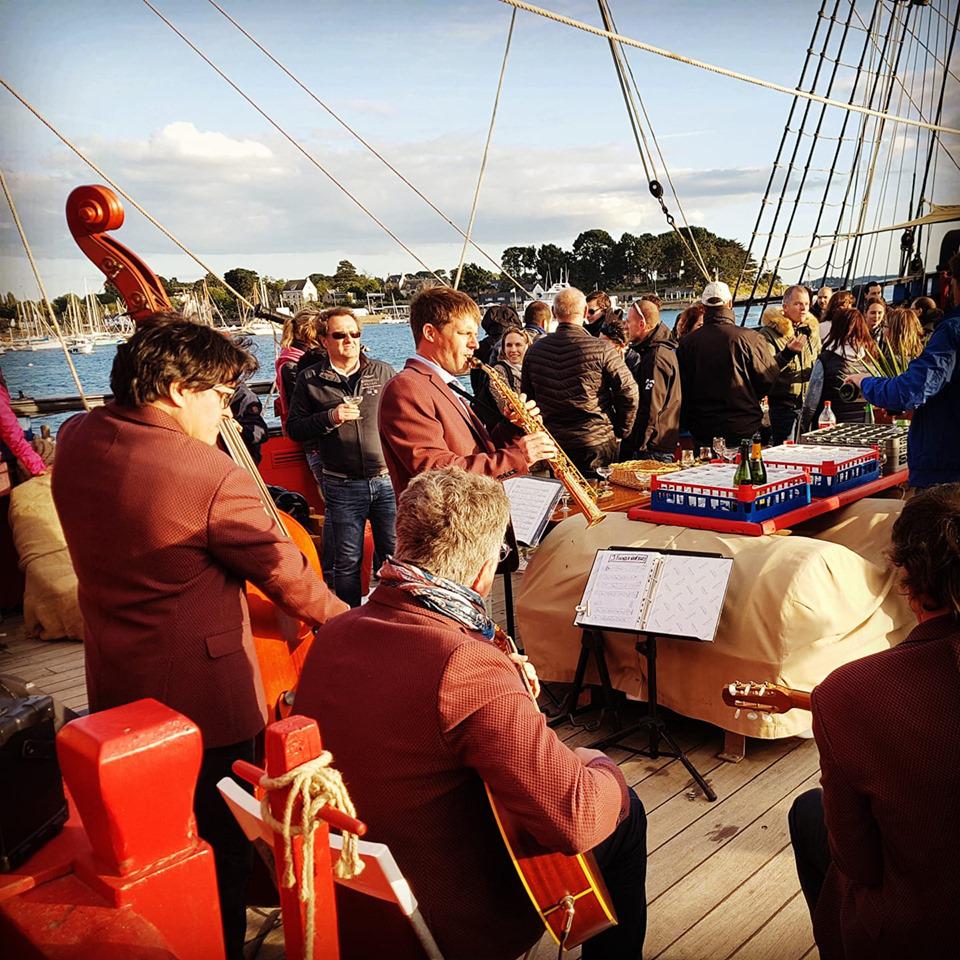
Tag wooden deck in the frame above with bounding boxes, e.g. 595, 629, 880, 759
0, 613, 820, 960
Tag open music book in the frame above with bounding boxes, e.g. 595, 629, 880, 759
573, 547, 733, 642
503, 476, 564, 547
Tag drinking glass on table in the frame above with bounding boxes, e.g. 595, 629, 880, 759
712, 437, 728, 462
698, 446, 713, 463
595, 463, 612, 496
680, 449, 695, 468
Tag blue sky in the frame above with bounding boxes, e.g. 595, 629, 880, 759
1, 0, 957, 297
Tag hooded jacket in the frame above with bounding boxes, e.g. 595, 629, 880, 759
622, 322, 681, 456
759, 306, 821, 408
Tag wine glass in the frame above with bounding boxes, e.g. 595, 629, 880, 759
595, 464, 612, 496
712, 437, 728, 462
345, 392, 363, 421
559, 491, 571, 517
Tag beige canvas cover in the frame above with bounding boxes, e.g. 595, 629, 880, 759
516, 500, 913, 739
9, 474, 83, 641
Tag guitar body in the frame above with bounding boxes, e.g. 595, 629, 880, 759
246, 511, 322, 721
485, 787, 616, 949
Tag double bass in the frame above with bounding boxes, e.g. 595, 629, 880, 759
67, 183, 319, 720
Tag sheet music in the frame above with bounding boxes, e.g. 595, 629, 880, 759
503, 477, 563, 546
575, 550, 658, 631
641, 554, 732, 641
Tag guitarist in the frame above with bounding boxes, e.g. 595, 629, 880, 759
51, 317, 348, 959
788, 483, 960, 959
295, 466, 647, 960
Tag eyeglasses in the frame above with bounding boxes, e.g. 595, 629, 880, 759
210, 385, 236, 409
498, 542, 512, 563
329, 330, 362, 340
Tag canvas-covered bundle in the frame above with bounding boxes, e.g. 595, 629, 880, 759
516, 500, 913, 739
9, 474, 82, 641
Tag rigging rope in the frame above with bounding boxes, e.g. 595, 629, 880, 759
596, 0, 711, 282
139, 0, 447, 287
201, 0, 531, 295
497, 0, 960, 134
454, 9, 516, 290
0, 168, 91, 411
0, 78, 255, 310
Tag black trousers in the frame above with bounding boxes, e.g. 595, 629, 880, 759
788, 787, 832, 918
585, 789, 648, 960
194, 738, 256, 960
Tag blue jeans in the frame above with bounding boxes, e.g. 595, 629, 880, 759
770, 403, 801, 445
305, 451, 336, 589
320, 473, 397, 607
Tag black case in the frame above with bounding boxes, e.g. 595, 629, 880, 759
0, 695, 68, 872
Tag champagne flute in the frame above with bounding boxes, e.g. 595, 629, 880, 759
595, 464, 612, 496
712, 437, 728, 462
345, 391, 363, 421
559, 491, 571, 517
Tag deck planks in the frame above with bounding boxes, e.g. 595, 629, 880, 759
1, 613, 823, 959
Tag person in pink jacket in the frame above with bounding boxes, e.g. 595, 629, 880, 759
0, 368, 45, 480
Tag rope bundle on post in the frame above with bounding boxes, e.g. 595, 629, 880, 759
259, 751, 364, 960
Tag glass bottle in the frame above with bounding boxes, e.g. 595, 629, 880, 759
733, 439, 752, 486
749, 433, 767, 485
864, 402, 875, 425
818, 400, 837, 430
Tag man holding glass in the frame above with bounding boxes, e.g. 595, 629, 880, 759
287, 307, 397, 607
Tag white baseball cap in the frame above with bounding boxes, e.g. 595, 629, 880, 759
701, 281, 733, 306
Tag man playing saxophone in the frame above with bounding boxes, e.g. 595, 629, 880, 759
378, 286, 556, 496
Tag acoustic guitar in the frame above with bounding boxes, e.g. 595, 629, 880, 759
488, 625, 616, 951
67, 183, 320, 720
721, 680, 813, 714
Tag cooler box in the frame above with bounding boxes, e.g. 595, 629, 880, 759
761, 444, 880, 497
650, 464, 811, 523
800, 424, 908, 475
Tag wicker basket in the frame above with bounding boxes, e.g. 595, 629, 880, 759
609, 459, 682, 490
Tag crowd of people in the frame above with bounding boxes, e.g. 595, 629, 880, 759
21, 248, 959, 959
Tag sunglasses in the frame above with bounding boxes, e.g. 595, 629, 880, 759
586, 307, 604, 316
329, 330, 362, 341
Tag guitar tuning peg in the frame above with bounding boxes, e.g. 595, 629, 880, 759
762, 713, 773, 724
747, 711, 758, 720
734, 708, 741, 719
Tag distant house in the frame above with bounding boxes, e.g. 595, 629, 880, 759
280, 278, 318, 311
664, 285, 696, 301
528, 280, 546, 298
385, 273, 434, 299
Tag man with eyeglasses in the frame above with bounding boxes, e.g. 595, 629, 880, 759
51, 316, 348, 959
287, 307, 398, 607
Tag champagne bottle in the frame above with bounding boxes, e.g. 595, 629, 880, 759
733, 439, 752, 486
749, 433, 767, 485
818, 400, 837, 430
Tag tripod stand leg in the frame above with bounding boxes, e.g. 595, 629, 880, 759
659, 726, 717, 802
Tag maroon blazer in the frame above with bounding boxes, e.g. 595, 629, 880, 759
52, 403, 348, 748
812, 614, 960, 959
295, 586, 625, 960
377, 357, 529, 495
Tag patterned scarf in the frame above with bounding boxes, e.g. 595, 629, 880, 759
377, 557, 495, 640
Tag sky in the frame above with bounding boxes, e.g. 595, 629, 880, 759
1, 0, 957, 299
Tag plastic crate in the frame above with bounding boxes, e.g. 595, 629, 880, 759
758, 444, 881, 497
650, 464, 811, 522
799, 424, 908, 474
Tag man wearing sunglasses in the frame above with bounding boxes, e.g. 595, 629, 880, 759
287, 308, 398, 607
585, 290, 612, 337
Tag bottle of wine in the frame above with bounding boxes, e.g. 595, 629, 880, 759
818, 400, 837, 430
733, 439, 753, 486
749, 432, 767, 485
864, 402, 875, 424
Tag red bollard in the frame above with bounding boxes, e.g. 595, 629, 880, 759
261, 716, 341, 960
0, 699, 225, 959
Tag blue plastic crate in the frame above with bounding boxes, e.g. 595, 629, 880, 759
762, 444, 880, 497
810, 458, 880, 495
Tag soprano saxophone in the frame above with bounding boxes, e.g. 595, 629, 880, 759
468, 358, 606, 527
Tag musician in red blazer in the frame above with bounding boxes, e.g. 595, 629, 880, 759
52, 319, 347, 959
789, 484, 960, 959
378, 286, 555, 495
296, 467, 647, 960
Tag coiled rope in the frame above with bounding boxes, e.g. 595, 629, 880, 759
259, 751, 364, 960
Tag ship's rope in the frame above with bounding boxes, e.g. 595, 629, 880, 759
0, 168, 91, 411
597, 0, 711, 282
455, 9, 517, 290
259, 753, 364, 960
202, 0, 532, 297
139, 0, 447, 286
497, 0, 960, 135
0, 78, 255, 311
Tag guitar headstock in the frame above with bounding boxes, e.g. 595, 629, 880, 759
722, 681, 799, 714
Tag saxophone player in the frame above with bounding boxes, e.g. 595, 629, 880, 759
378, 286, 556, 496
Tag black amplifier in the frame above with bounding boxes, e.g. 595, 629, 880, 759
0, 695, 68, 872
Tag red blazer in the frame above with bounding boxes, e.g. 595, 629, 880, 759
377, 357, 529, 495
812, 614, 960, 959
295, 586, 625, 960
52, 403, 347, 748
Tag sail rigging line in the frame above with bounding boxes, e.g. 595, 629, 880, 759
0, 77, 255, 311
910, 0, 959, 270
879, 0, 960, 83
596, 0, 711, 282
0, 168, 91, 411
138, 0, 447, 287
454, 9, 517, 291
732, 0, 834, 317
738, 0, 853, 318
498, 0, 960, 135
201, 0, 531, 296
841, 2, 916, 287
